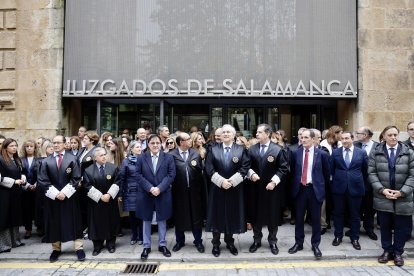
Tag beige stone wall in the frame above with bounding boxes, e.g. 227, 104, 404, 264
0, 0, 64, 143
0, 1, 413, 143
358, 0, 414, 137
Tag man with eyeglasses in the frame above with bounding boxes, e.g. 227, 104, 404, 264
170, 133, 205, 253
38, 135, 84, 262
352, 126, 379, 241
403, 121, 414, 150
136, 134, 176, 261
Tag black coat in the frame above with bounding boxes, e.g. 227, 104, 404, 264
37, 153, 82, 243
0, 156, 24, 231
248, 142, 289, 228
170, 148, 205, 231
204, 143, 250, 234
83, 162, 120, 241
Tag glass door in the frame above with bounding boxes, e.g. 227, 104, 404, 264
227, 107, 264, 138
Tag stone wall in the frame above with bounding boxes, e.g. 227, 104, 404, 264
358, 0, 414, 135
0, 0, 64, 143
0, 0, 413, 143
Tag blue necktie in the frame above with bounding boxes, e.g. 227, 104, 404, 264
99, 165, 105, 177
225, 147, 231, 161
260, 144, 266, 157
152, 155, 158, 173
344, 148, 351, 168
389, 148, 395, 168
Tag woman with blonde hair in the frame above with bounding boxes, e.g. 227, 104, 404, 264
190, 132, 207, 160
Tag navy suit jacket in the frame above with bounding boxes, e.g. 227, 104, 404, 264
331, 147, 368, 197
291, 146, 330, 203
135, 151, 176, 221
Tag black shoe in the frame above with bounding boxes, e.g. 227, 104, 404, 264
249, 242, 261, 253
378, 251, 393, 263
49, 250, 61, 263
351, 240, 361, 250
0, 249, 11, 254
212, 246, 220, 257
332, 237, 342, 246
288, 243, 303, 254
270, 244, 279, 255
130, 239, 138, 245
172, 243, 185, 252
141, 248, 151, 261
321, 228, 327, 235
107, 246, 116, 253
366, 231, 378, 240
226, 244, 238, 256
158, 246, 171, 257
195, 243, 205, 253
312, 246, 322, 259
76, 249, 86, 261
92, 247, 103, 256
345, 230, 351, 237
394, 254, 404, 266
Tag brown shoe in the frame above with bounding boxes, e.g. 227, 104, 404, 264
394, 254, 404, 267
378, 251, 393, 263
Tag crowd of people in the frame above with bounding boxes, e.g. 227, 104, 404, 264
0, 121, 413, 267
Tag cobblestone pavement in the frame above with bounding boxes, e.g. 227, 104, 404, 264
1, 223, 414, 275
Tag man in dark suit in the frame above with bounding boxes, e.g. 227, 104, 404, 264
403, 121, 414, 150
37, 135, 84, 263
205, 124, 250, 257
331, 131, 368, 250
288, 129, 330, 259
353, 126, 379, 240
247, 124, 289, 255
287, 127, 306, 225
170, 132, 205, 253
136, 134, 176, 261
83, 147, 121, 256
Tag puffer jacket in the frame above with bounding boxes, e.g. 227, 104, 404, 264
368, 142, 414, 215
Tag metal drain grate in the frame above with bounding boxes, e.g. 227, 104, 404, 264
123, 263, 159, 274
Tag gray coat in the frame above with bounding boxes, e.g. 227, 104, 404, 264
368, 142, 414, 215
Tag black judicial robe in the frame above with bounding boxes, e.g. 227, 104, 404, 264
204, 143, 250, 234
83, 162, 120, 241
248, 142, 289, 228
170, 148, 205, 231
37, 153, 82, 243
0, 156, 24, 230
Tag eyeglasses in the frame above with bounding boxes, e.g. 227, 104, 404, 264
52, 141, 63, 144
166, 142, 174, 145
355, 132, 364, 135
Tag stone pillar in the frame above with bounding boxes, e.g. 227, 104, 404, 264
358, 0, 414, 135
0, 0, 65, 142
0, 0, 17, 134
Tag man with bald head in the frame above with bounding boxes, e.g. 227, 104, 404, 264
170, 132, 205, 253
136, 128, 148, 151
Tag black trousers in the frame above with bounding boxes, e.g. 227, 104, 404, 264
252, 224, 278, 245
212, 232, 234, 246
93, 236, 116, 250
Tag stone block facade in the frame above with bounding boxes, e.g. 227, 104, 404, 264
0, 0, 412, 142
0, 0, 64, 142
358, 0, 414, 135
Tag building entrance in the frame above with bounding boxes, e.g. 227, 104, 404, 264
79, 99, 337, 143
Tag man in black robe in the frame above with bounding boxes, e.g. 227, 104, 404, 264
38, 135, 84, 262
205, 124, 250, 257
247, 124, 289, 255
170, 132, 205, 253
83, 147, 120, 256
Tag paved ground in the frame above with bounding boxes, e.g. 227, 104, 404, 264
2, 223, 414, 263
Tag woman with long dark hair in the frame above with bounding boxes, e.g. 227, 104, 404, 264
0, 138, 26, 253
